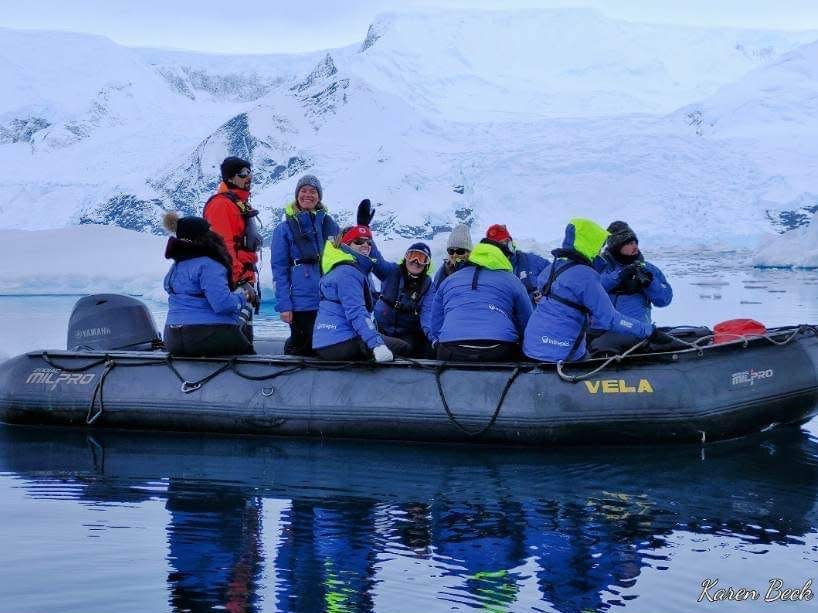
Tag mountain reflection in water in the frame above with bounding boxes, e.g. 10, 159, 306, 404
1, 425, 817, 613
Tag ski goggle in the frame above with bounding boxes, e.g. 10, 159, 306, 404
237, 169, 252, 178
351, 238, 372, 246
447, 248, 468, 256
405, 250, 430, 266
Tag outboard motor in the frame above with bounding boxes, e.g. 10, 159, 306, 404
67, 294, 162, 351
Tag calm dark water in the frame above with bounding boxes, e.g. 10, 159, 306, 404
1, 425, 818, 613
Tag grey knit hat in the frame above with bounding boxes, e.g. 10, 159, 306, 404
295, 174, 322, 202
446, 224, 473, 251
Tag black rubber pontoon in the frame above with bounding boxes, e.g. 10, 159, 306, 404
1, 325, 817, 446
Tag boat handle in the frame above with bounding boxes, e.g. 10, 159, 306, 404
181, 381, 202, 393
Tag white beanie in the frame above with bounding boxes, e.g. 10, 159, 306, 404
447, 224, 473, 251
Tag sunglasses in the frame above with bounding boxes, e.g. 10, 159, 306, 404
351, 238, 372, 246
236, 169, 252, 178
447, 248, 468, 256
405, 250, 430, 266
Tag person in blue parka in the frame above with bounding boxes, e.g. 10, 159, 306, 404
371, 241, 436, 358
431, 239, 533, 362
271, 174, 339, 356
162, 212, 256, 357
523, 218, 671, 363
596, 221, 672, 321
485, 224, 549, 305
589, 221, 673, 355
313, 225, 408, 362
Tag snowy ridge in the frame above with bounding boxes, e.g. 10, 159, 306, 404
348, 9, 818, 120
1, 11, 818, 249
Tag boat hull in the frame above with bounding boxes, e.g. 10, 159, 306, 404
1, 330, 817, 445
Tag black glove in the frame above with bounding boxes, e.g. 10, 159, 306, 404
634, 265, 654, 287
356, 199, 375, 226
239, 281, 259, 309
614, 264, 642, 294
649, 328, 676, 345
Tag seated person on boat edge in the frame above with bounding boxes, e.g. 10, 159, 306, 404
312, 224, 410, 362
430, 238, 533, 362
588, 221, 674, 356
162, 213, 258, 357
370, 240, 437, 358
434, 224, 473, 287
522, 218, 675, 363
485, 224, 549, 306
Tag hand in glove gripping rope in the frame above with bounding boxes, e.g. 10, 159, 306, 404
372, 344, 394, 362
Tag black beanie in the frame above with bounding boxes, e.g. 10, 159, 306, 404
220, 156, 251, 181
606, 221, 638, 253
176, 216, 211, 241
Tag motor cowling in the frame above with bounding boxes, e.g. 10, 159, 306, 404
67, 294, 162, 351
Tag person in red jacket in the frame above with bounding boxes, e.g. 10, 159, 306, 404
203, 157, 263, 300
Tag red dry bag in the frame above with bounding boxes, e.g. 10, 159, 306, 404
713, 319, 767, 344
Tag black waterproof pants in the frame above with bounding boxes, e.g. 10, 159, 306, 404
284, 310, 317, 356
164, 324, 254, 357
316, 335, 410, 361
436, 340, 519, 362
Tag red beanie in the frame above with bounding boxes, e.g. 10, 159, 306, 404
486, 224, 512, 243
341, 225, 373, 244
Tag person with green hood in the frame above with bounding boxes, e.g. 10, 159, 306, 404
271, 174, 339, 356
312, 225, 409, 362
430, 238, 533, 362
522, 218, 666, 363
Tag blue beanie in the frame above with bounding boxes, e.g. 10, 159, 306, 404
295, 174, 323, 202
406, 242, 432, 261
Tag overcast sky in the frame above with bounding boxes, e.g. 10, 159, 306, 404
3, 0, 818, 54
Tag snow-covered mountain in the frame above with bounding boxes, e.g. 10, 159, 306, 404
674, 39, 818, 233
2, 10, 818, 248
346, 9, 817, 120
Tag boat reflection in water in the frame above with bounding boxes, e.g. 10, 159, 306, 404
1, 425, 817, 612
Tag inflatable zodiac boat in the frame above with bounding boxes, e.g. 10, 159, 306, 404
0, 295, 816, 445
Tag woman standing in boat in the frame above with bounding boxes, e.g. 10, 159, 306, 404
162, 213, 256, 356
312, 225, 408, 362
271, 175, 339, 356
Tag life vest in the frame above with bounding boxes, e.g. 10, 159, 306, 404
378, 269, 431, 317
203, 190, 263, 255
285, 211, 333, 266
